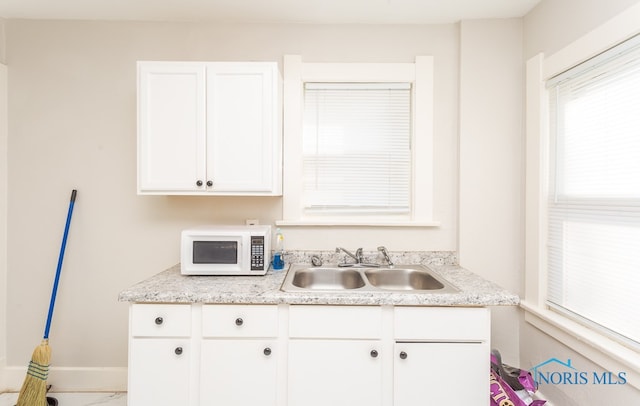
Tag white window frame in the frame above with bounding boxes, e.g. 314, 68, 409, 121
279, 55, 437, 227
524, 3, 640, 388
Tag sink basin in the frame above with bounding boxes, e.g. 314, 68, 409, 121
291, 268, 366, 290
364, 268, 444, 290
281, 264, 459, 293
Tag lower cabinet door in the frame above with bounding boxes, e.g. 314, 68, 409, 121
394, 341, 489, 406
288, 340, 383, 406
200, 339, 278, 406
128, 339, 191, 406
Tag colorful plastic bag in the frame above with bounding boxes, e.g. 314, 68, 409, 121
490, 368, 529, 406
490, 350, 546, 406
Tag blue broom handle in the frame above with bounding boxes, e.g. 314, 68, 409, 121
44, 189, 77, 340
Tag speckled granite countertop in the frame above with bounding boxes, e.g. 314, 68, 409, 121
118, 259, 520, 307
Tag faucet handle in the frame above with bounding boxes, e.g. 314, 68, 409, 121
311, 255, 323, 267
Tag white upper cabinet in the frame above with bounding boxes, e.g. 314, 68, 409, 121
138, 63, 206, 193
137, 61, 281, 195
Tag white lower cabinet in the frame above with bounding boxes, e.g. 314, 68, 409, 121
287, 305, 383, 406
200, 339, 278, 405
129, 339, 191, 406
393, 306, 490, 406
127, 304, 490, 406
128, 304, 192, 406
394, 342, 488, 405
199, 304, 279, 405
288, 340, 383, 406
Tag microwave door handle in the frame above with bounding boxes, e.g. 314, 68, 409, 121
239, 239, 248, 266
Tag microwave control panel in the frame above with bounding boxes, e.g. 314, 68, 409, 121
250, 236, 266, 270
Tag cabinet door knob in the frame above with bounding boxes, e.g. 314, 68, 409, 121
175, 347, 183, 355
206, 180, 213, 187
155, 317, 163, 325
196, 180, 203, 187
263, 347, 272, 356
235, 317, 244, 326
399, 351, 408, 360
370, 350, 378, 358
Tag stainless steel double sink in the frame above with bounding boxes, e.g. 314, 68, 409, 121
281, 264, 459, 293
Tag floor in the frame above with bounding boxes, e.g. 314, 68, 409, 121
0, 392, 126, 406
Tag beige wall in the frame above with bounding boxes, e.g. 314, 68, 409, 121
0, 63, 7, 389
0, 18, 5, 64
0, 25, 6, 387
522, 0, 640, 404
524, 0, 640, 59
459, 19, 524, 365
3, 20, 471, 390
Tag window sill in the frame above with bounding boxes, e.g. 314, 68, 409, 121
275, 220, 441, 227
521, 300, 640, 389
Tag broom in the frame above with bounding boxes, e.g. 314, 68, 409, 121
16, 190, 77, 406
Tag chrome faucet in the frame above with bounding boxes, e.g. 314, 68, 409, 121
336, 247, 360, 265
377, 246, 394, 267
335, 247, 381, 267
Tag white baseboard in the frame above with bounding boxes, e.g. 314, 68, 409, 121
2, 366, 127, 392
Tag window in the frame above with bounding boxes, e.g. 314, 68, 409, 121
280, 55, 435, 226
546, 35, 640, 348
303, 82, 411, 216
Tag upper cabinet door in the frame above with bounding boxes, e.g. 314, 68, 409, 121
206, 63, 278, 193
137, 61, 281, 195
138, 62, 206, 193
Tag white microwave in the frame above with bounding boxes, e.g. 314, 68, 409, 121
181, 225, 271, 275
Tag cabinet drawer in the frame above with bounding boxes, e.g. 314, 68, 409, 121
289, 306, 382, 339
130, 304, 191, 337
202, 305, 278, 338
394, 307, 490, 341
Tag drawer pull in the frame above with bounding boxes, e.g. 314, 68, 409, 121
263, 347, 272, 356
399, 351, 408, 360
370, 350, 378, 358
235, 317, 244, 326
155, 317, 163, 325
175, 347, 183, 355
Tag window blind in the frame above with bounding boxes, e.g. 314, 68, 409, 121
547, 36, 640, 347
302, 83, 411, 215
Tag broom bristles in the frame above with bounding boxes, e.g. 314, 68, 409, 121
16, 339, 51, 406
